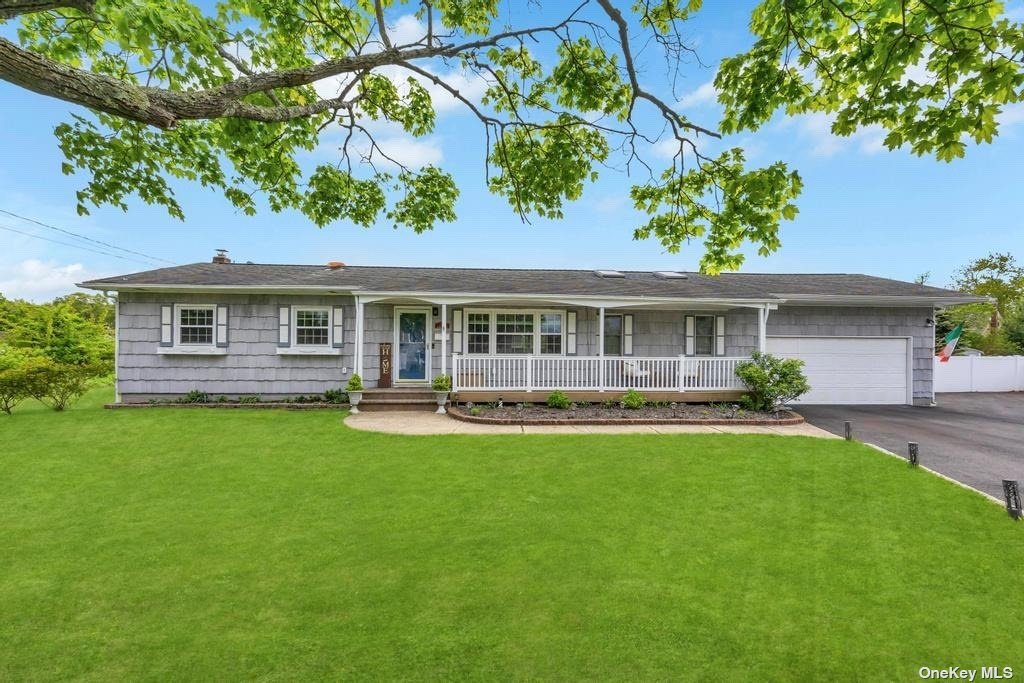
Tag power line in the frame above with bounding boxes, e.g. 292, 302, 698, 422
0, 223, 161, 267
0, 208, 175, 265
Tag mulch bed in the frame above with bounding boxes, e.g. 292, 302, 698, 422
105, 402, 345, 410
448, 403, 803, 426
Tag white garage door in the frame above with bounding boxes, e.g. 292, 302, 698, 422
766, 336, 910, 405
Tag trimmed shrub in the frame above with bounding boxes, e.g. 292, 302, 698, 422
432, 374, 452, 392
346, 373, 364, 392
546, 390, 571, 409
621, 388, 646, 410
22, 359, 108, 411
735, 351, 811, 412
324, 388, 346, 404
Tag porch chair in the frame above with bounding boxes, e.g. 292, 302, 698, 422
621, 360, 651, 388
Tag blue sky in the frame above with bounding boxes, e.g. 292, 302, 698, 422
1, 1, 1023, 301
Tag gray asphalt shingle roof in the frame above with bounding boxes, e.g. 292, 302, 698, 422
79, 262, 979, 301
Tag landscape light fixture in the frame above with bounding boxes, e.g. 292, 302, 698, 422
908, 442, 919, 467
1003, 480, 1022, 520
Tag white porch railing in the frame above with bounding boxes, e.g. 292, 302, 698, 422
451, 355, 747, 392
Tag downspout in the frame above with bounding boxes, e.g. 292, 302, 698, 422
109, 291, 120, 403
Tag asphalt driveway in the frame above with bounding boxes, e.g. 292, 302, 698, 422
798, 393, 1024, 500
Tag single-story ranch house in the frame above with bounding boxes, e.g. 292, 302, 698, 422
80, 254, 984, 407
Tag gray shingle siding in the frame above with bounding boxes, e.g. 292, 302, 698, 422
118, 292, 356, 401
765, 306, 933, 402
117, 294, 935, 403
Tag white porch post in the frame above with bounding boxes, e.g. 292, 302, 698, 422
354, 296, 365, 377
598, 306, 605, 391
758, 304, 768, 353
440, 302, 447, 376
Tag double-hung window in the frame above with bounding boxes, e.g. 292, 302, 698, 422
539, 313, 562, 354
467, 313, 491, 354
693, 315, 715, 356
294, 308, 330, 346
603, 315, 623, 356
495, 313, 534, 354
178, 306, 215, 345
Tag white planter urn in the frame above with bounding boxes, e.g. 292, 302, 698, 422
348, 391, 363, 414
434, 391, 449, 414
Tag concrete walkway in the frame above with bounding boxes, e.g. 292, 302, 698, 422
345, 411, 839, 437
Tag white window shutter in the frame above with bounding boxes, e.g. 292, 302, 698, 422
566, 311, 577, 355
623, 314, 634, 356
452, 309, 463, 353
278, 306, 290, 347
685, 315, 695, 356
160, 305, 173, 346
332, 306, 344, 348
216, 305, 229, 347
716, 315, 726, 356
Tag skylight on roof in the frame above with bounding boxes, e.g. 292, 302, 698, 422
654, 271, 688, 279
594, 270, 625, 278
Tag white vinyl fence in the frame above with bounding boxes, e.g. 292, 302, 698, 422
934, 356, 1024, 393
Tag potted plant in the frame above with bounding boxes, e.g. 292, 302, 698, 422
431, 374, 452, 414
345, 373, 364, 413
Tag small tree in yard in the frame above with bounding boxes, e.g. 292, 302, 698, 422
22, 359, 109, 411
735, 352, 810, 413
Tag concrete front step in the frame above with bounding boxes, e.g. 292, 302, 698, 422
358, 400, 439, 413
358, 388, 443, 412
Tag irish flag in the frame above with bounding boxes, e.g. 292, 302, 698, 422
937, 324, 963, 363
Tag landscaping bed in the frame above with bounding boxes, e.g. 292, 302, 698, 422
105, 401, 344, 410
450, 402, 803, 425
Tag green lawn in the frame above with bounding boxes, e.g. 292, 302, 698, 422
2, 388, 1021, 680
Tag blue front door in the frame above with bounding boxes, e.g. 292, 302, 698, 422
396, 309, 428, 382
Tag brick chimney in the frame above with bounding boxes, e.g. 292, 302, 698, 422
212, 249, 231, 264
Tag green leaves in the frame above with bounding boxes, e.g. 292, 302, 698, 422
302, 166, 387, 228
488, 115, 609, 220
551, 38, 631, 119
717, 0, 1024, 163
631, 149, 802, 273
5, 0, 1021, 272
388, 167, 459, 233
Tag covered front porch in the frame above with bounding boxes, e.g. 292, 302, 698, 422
349, 291, 775, 397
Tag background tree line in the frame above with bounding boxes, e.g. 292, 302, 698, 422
0, 292, 114, 413
934, 252, 1024, 356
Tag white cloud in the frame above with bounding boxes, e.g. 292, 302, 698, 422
388, 14, 426, 46
677, 80, 717, 109
653, 138, 683, 160
593, 194, 627, 213
786, 112, 887, 157
312, 15, 488, 114
0, 260, 93, 302
371, 135, 444, 168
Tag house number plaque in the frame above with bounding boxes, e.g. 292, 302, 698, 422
379, 342, 392, 388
